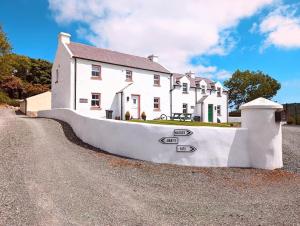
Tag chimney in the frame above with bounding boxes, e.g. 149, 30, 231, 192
186, 70, 195, 79
58, 32, 71, 44
148, 54, 158, 63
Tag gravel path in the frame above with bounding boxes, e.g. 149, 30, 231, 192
0, 109, 299, 225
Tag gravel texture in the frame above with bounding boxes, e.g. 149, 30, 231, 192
0, 108, 299, 225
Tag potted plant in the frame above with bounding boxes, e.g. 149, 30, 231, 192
125, 111, 130, 120
141, 112, 147, 121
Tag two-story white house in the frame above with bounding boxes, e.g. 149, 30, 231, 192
52, 32, 228, 122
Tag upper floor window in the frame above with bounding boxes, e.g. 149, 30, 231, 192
183, 103, 188, 113
154, 74, 160, 86
217, 87, 221, 97
182, 83, 188, 93
126, 70, 133, 81
55, 68, 59, 83
92, 65, 101, 79
201, 85, 206, 94
154, 97, 160, 110
91, 93, 101, 109
217, 105, 221, 116
195, 81, 200, 88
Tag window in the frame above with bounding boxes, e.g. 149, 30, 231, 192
126, 70, 132, 81
92, 65, 101, 78
55, 69, 59, 83
217, 87, 221, 97
154, 74, 160, 86
217, 105, 221, 116
182, 83, 188, 93
195, 81, 200, 88
201, 85, 206, 94
183, 103, 188, 113
154, 97, 160, 110
91, 93, 101, 108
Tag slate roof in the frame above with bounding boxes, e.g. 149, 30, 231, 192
68, 42, 170, 74
172, 73, 215, 89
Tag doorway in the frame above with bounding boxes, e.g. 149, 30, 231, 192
131, 95, 140, 119
208, 104, 213, 122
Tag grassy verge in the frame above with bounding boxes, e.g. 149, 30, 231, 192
0, 91, 19, 107
130, 119, 240, 127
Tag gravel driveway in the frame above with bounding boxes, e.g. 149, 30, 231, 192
0, 109, 299, 225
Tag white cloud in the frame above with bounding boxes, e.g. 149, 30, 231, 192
49, 0, 273, 78
259, 4, 300, 49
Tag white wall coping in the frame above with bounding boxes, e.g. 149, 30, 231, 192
240, 97, 283, 110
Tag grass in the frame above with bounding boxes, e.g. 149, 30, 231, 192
130, 119, 240, 127
0, 91, 20, 107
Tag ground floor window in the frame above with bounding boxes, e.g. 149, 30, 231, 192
154, 97, 160, 110
183, 103, 188, 113
91, 93, 101, 108
217, 105, 221, 116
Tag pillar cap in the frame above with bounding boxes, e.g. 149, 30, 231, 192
240, 97, 283, 110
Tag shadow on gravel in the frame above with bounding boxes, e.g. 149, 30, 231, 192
36, 116, 137, 162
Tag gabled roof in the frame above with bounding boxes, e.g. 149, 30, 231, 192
172, 73, 215, 89
68, 42, 170, 74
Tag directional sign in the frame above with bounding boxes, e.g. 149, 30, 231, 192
173, 129, 193, 136
159, 137, 178, 144
176, 145, 197, 152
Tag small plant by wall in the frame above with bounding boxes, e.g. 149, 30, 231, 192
141, 112, 147, 121
125, 111, 130, 120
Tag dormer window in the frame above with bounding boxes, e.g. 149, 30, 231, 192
91, 65, 101, 79
217, 87, 222, 97
154, 74, 160, 86
195, 81, 200, 88
126, 70, 133, 81
201, 85, 206, 94
182, 83, 188, 93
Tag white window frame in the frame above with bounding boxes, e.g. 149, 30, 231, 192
183, 103, 188, 114
91, 93, 101, 108
201, 85, 206, 94
217, 87, 222, 97
182, 83, 188, 93
154, 97, 160, 110
126, 70, 133, 81
217, 105, 221, 116
154, 74, 160, 86
92, 65, 101, 78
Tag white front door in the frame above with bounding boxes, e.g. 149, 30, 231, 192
131, 95, 139, 119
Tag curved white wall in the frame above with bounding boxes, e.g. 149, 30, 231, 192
39, 102, 283, 170
39, 109, 249, 168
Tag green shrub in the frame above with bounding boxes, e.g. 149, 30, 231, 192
0, 91, 19, 107
125, 111, 130, 120
141, 111, 146, 120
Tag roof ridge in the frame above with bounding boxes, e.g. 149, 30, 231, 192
70, 42, 159, 64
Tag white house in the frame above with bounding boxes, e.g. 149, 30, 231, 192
52, 32, 228, 122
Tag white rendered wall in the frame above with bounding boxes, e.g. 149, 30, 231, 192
74, 58, 171, 119
39, 109, 250, 168
51, 42, 73, 109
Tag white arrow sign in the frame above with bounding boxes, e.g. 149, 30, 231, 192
174, 129, 193, 136
159, 137, 178, 144
176, 145, 197, 152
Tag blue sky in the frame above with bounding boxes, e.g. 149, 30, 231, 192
0, 0, 299, 103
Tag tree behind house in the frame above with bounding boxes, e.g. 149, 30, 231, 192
224, 70, 281, 110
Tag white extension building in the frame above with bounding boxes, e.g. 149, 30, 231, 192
52, 32, 228, 122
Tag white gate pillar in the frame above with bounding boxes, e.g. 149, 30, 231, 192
240, 97, 283, 170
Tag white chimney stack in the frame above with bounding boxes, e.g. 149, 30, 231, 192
186, 70, 195, 79
148, 54, 158, 63
58, 32, 71, 44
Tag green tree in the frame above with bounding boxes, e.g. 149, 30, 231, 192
0, 25, 11, 56
0, 25, 13, 80
224, 70, 281, 110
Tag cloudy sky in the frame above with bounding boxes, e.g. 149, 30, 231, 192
0, 0, 299, 103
